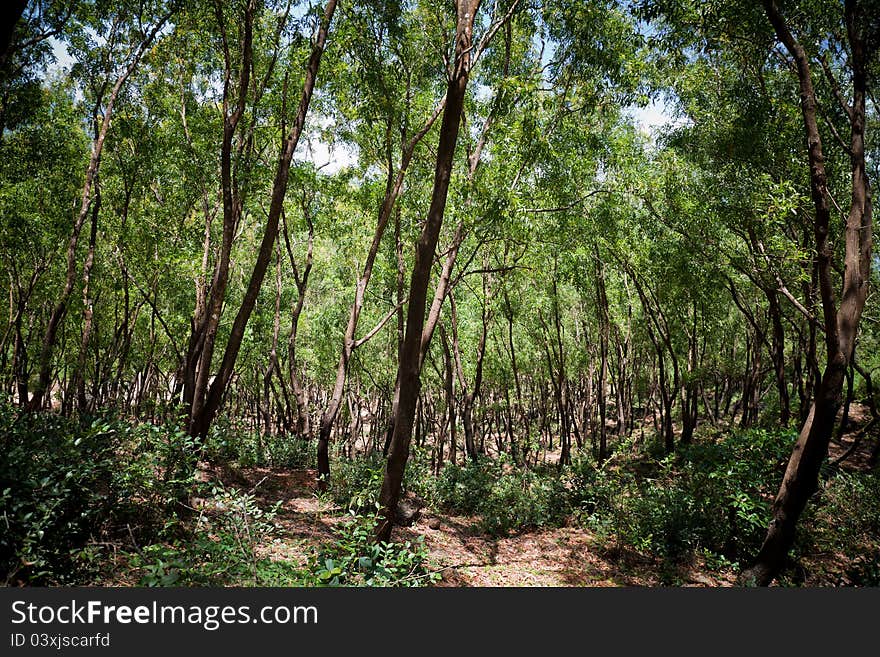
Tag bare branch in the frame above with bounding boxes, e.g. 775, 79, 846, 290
819, 53, 853, 120
519, 189, 613, 214
353, 301, 407, 349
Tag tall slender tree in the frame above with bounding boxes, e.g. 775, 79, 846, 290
186, 0, 338, 438
741, 0, 875, 586
376, 0, 485, 542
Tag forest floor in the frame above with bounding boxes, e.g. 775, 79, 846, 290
198, 404, 877, 587
209, 463, 738, 587
826, 403, 876, 470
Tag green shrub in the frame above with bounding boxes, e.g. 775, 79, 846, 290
203, 418, 316, 470
306, 505, 438, 587
330, 454, 386, 511
202, 416, 245, 463
0, 412, 115, 582
619, 478, 703, 558
266, 436, 315, 469
124, 419, 200, 508
130, 484, 292, 586
433, 457, 496, 515
400, 446, 436, 506
569, 464, 627, 540
477, 466, 569, 536
309, 452, 439, 587
329, 449, 434, 512
433, 456, 570, 535
0, 406, 134, 582
804, 470, 880, 585
574, 427, 794, 564
0, 400, 209, 584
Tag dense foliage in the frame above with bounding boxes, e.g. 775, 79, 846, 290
1, 0, 878, 586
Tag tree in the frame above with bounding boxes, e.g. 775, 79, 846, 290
376, 0, 487, 542
741, 0, 876, 586
315, 1, 448, 486
29, 0, 175, 410
185, 0, 338, 439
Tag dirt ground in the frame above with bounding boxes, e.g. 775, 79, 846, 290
200, 403, 877, 588
163, 404, 876, 587
205, 462, 739, 587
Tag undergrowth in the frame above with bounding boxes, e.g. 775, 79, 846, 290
4, 398, 876, 587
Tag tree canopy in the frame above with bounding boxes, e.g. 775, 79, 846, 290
0, 0, 878, 588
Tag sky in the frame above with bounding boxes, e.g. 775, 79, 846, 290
48, 35, 360, 174
294, 133, 358, 174
306, 100, 677, 175
629, 97, 676, 136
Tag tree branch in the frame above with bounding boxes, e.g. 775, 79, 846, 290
353, 301, 406, 349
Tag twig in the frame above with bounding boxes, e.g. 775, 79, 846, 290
828, 417, 878, 467
126, 524, 146, 559
248, 475, 269, 495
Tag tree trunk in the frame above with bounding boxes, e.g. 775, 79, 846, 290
376, 0, 481, 543
28, 10, 172, 410
767, 290, 790, 426
316, 98, 444, 486
74, 178, 101, 414
742, 0, 873, 585
452, 283, 489, 461
280, 207, 313, 439
0, 1, 29, 67
595, 249, 611, 461
184, 0, 256, 431
188, 0, 337, 438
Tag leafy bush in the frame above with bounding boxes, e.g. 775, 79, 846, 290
567, 463, 627, 541
204, 418, 315, 469
478, 465, 569, 535
0, 400, 213, 584
329, 449, 434, 512
434, 457, 496, 515
804, 470, 880, 585
434, 456, 569, 535
0, 404, 161, 583
131, 484, 291, 586
399, 446, 436, 506
617, 477, 703, 558
0, 408, 114, 583
330, 453, 386, 511
575, 427, 794, 564
123, 419, 200, 508
266, 436, 315, 469
306, 505, 438, 587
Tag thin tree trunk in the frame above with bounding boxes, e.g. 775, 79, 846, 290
451, 281, 490, 461
595, 248, 611, 462
189, 0, 337, 438
29, 10, 172, 410
316, 97, 445, 486
767, 290, 791, 426
742, 0, 873, 585
377, 0, 482, 542
281, 206, 313, 439
73, 178, 101, 414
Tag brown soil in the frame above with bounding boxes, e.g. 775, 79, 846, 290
230, 404, 875, 587
826, 402, 877, 471
104, 404, 877, 587
199, 462, 737, 587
